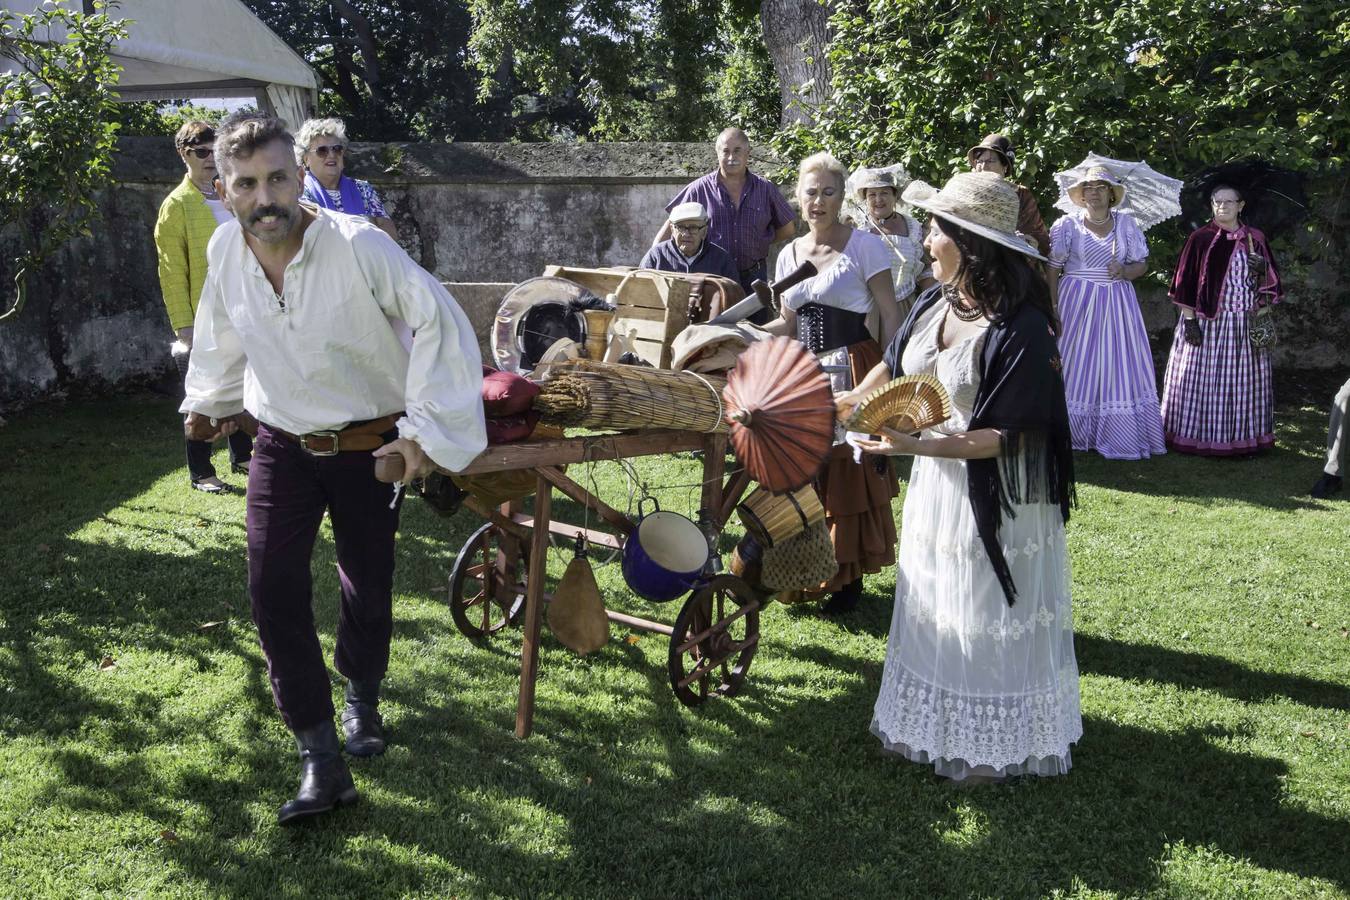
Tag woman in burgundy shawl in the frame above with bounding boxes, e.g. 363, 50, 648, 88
1160, 185, 1283, 455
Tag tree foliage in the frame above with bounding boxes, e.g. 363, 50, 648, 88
114, 100, 225, 137
466, 0, 778, 141
241, 0, 779, 142
0, 0, 127, 322
242, 0, 526, 141
777, 0, 1349, 217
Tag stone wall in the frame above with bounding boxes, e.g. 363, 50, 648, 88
0, 138, 719, 407
1, 137, 1346, 409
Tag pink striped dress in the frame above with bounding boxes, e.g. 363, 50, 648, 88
1050, 211, 1166, 460
1160, 243, 1274, 454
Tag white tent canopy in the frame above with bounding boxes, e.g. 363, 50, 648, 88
2, 0, 318, 127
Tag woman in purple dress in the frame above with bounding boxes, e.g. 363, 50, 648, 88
1049, 166, 1166, 459
1160, 185, 1282, 455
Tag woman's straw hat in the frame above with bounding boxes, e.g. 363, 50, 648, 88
902, 171, 1046, 260
852, 166, 912, 203
1065, 165, 1127, 207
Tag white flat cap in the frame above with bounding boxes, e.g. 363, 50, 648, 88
669, 201, 709, 224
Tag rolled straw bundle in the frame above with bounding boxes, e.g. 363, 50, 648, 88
534, 359, 728, 433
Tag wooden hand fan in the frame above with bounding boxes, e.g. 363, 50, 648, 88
845, 373, 952, 435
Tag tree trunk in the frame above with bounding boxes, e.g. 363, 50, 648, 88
760, 0, 833, 127
330, 0, 384, 102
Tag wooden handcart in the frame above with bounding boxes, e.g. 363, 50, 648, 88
443, 427, 760, 739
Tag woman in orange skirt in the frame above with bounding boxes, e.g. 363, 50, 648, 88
762, 152, 904, 613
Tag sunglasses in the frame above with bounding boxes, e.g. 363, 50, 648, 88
310, 144, 345, 158
183, 146, 214, 159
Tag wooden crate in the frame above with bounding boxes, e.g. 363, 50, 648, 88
541, 265, 694, 368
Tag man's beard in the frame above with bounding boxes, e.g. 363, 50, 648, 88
242, 204, 298, 243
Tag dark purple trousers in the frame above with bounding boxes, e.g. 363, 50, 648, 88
246, 424, 403, 732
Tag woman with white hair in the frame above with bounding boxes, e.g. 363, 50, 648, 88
762, 151, 902, 614
295, 117, 399, 241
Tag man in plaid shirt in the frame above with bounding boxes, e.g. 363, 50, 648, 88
655, 128, 797, 310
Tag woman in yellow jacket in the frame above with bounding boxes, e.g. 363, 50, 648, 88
154, 121, 253, 493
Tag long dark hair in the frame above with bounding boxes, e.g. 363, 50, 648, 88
934, 215, 1058, 334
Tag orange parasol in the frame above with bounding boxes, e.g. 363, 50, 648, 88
722, 336, 835, 493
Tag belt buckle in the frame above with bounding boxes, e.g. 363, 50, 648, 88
300, 430, 340, 456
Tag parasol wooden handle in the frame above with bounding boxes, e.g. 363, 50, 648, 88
770, 260, 817, 300
374, 453, 405, 484
749, 260, 816, 317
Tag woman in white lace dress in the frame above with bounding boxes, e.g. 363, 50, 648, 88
841, 172, 1082, 783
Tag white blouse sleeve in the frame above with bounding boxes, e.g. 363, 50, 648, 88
854, 231, 892, 281
773, 243, 796, 281
351, 229, 487, 472
179, 272, 248, 419
776, 242, 811, 311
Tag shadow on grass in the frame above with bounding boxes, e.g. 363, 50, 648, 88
1076, 632, 1350, 712
1071, 367, 1347, 509
7, 394, 1348, 896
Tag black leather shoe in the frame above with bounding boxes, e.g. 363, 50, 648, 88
342, 678, 386, 757
277, 722, 358, 826
231, 461, 251, 476
1310, 473, 1343, 499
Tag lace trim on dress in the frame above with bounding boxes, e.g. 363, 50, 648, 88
871, 662, 1082, 773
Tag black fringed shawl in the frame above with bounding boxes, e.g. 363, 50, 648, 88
883, 287, 1075, 605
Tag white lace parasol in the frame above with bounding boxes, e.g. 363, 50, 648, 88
1053, 153, 1184, 232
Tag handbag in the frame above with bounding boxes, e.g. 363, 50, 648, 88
1248, 307, 1277, 349
1243, 234, 1276, 349
759, 520, 838, 594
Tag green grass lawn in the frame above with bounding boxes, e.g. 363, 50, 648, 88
1, 380, 1347, 899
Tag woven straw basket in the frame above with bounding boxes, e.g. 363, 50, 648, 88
737, 484, 825, 548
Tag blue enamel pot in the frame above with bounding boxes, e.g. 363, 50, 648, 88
621, 498, 710, 603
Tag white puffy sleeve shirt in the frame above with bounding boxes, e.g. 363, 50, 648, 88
775, 230, 893, 314
181, 208, 486, 472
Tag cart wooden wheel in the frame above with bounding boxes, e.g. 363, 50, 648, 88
449, 522, 529, 639
668, 574, 762, 707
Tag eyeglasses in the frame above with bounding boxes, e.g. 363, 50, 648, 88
1211, 198, 1241, 206
310, 144, 345, 158
183, 146, 214, 159
672, 222, 707, 234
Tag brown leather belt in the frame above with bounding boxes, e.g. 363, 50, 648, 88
265, 413, 402, 456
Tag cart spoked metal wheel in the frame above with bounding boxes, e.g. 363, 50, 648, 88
667, 574, 762, 707
449, 522, 529, 639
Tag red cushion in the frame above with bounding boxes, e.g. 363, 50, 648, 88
485, 410, 541, 444
482, 366, 539, 416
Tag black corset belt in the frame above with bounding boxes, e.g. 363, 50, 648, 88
796, 303, 870, 354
